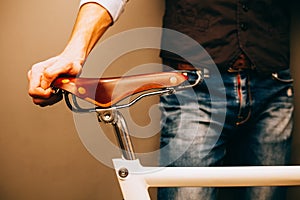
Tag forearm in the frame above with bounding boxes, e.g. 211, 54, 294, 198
28, 2, 114, 106
62, 3, 112, 64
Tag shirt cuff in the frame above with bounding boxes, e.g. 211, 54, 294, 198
79, 0, 128, 22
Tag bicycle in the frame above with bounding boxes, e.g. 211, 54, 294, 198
51, 69, 300, 200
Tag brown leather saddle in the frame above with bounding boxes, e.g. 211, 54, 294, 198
52, 72, 190, 108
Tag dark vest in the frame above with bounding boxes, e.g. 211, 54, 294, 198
160, 0, 290, 73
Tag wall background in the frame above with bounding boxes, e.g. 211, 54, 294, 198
0, 1, 299, 199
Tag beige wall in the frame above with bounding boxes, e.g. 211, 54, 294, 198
0, 1, 299, 199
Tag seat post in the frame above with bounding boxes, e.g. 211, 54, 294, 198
97, 109, 136, 160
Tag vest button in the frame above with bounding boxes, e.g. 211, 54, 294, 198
240, 23, 248, 31
242, 4, 249, 12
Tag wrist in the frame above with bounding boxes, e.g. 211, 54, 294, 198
62, 42, 87, 65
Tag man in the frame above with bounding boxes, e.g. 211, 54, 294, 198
28, 1, 293, 199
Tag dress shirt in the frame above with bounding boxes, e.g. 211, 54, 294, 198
79, 0, 127, 21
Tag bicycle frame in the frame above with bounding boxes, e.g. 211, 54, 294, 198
97, 108, 300, 200
113, 159, 300, 200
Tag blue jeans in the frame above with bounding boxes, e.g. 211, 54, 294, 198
158, 68, 294, 200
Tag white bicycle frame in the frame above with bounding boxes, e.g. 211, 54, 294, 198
113, 159, 300, 200
96, 109, 300, 200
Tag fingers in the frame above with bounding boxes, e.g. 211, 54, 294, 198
28, 56, 82, 107
40, 60, 82, 89
28, 58, 56, 99
31, 92, 63, 107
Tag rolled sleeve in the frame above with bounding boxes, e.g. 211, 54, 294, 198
79, 0, 128, 21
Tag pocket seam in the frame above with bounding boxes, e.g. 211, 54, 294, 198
272, 73, 294, 83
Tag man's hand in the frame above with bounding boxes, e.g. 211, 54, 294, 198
28, 55, 83, 106
27, 3, 112, 107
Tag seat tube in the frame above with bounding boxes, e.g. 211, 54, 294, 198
97, 110, 136, 160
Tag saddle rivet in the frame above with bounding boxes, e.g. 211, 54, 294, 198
61, 79, 70, 84
78, 87, 86, 94
169, 76, 177, 84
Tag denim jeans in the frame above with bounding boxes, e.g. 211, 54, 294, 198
158, 68, 294, 200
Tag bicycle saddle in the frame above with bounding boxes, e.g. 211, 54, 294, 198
52, 72, 189, 108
